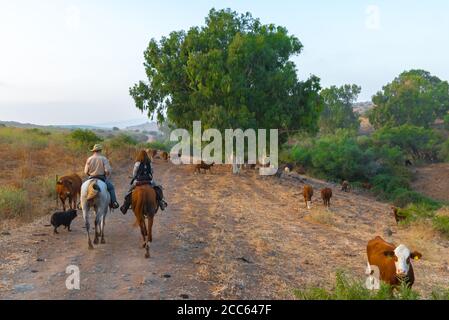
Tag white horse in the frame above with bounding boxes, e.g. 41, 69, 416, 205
80, 179, 110, 250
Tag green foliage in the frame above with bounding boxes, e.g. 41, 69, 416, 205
107, 134, 138, 149
130, 8, 322, 139
285, 128, 445, 208
438, 139, 449, 162
371, 125, 442, 162
69, 129, 103, 149
433, 216, 449, 237
0, 127, 52, 149
369, 69, 449, 129
294, 271, 420, 300
288, 130, 402, 183
0, 186, 28, 219
444, 114, 449, 130
319, 84, 361, 134
396, 202, 441, 225
145, 141, 174, 152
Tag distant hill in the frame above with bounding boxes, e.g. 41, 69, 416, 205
125, 122, 160, 133
0, 120, 48, 129
353, 101, 375, 115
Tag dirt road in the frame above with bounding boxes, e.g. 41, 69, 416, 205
1, 160, 449, 299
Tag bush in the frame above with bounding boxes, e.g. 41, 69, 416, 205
433, 216, 449, 237
69, 129, 103, 149
146, 141, 174, 152
107, 134, 138, 149
438, 139, 449, 162
0, 127, 52, 150
294, 271, 420, 300
0, 186, 28, 218
444, 114, 449, 130
371, 125, 442, 162
390, 190, 441, 209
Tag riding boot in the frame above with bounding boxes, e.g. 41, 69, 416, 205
159, 198, 168, 211
120, 193, 132, 215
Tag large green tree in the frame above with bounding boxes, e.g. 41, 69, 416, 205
319, 84, 361, 134
369, 70, 449, 129
130, 8, 322, 136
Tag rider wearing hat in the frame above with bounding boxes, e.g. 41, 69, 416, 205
84, 144, 120, 209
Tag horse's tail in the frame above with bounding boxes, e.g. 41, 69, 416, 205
87, 181, 100, 201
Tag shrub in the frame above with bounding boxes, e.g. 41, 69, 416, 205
69, 129, 103, 148
294, 271, 420, 300
433, 216, 449, 237
107, 134, 138, 149
438, 139, 449, 162
0, 186, 28, 218
146, 141, 174, 152
444, 114, 449, 130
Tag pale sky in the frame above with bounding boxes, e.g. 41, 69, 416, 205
0, 0, 448, 126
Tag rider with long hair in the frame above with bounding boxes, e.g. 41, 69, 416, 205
120, 150, 167, 214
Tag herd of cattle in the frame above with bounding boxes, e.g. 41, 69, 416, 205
52, 149, 422, 290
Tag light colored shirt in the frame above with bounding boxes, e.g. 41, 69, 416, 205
84, 153, 112, 177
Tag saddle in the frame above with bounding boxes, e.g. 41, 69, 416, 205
135, 180, 152, 187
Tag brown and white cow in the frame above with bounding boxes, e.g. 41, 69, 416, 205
366, 236, 422, 288
303, 185, 314, 209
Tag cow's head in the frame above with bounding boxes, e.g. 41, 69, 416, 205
384, 244, 422, 277
56, 179, 73, 198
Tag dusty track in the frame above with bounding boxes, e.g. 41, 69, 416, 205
1, 160, 449, 299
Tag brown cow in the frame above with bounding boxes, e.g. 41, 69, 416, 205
321, 188, 332, 208
195, 161, 215, 174
362, 182, 373, 190
367, 236, 422, 288
56, 174, 82, 211
146, 149, 158, 159
161, 151, 169, 161
132, 184, 158, 259
303, 185, 314, 209
391, 206, 407, 224
341, 180, 351, 192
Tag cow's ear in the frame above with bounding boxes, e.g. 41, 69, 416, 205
383, 250, 395, 258
410, 252, 422, 261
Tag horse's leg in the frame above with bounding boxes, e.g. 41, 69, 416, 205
94, 213, 100, 245
83, 206, 93, 250
139, 219, 147, 248
68, 196, 73, 210
100, 212, 106, 244
145, 216, 154, 259
147, 216, 154, 243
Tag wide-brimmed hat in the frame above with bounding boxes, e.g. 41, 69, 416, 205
90, 144, 103, 152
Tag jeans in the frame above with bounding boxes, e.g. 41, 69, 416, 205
105, 180, 118, 203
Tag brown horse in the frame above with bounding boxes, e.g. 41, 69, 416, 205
132, 184, 158, 258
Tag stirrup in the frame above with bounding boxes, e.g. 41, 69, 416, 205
160, 200, 167, 211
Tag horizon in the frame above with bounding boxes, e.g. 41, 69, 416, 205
1, 1, 449, 125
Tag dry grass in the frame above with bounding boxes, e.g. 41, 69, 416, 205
304, 207, 336, 226
0, 127, 138, 229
